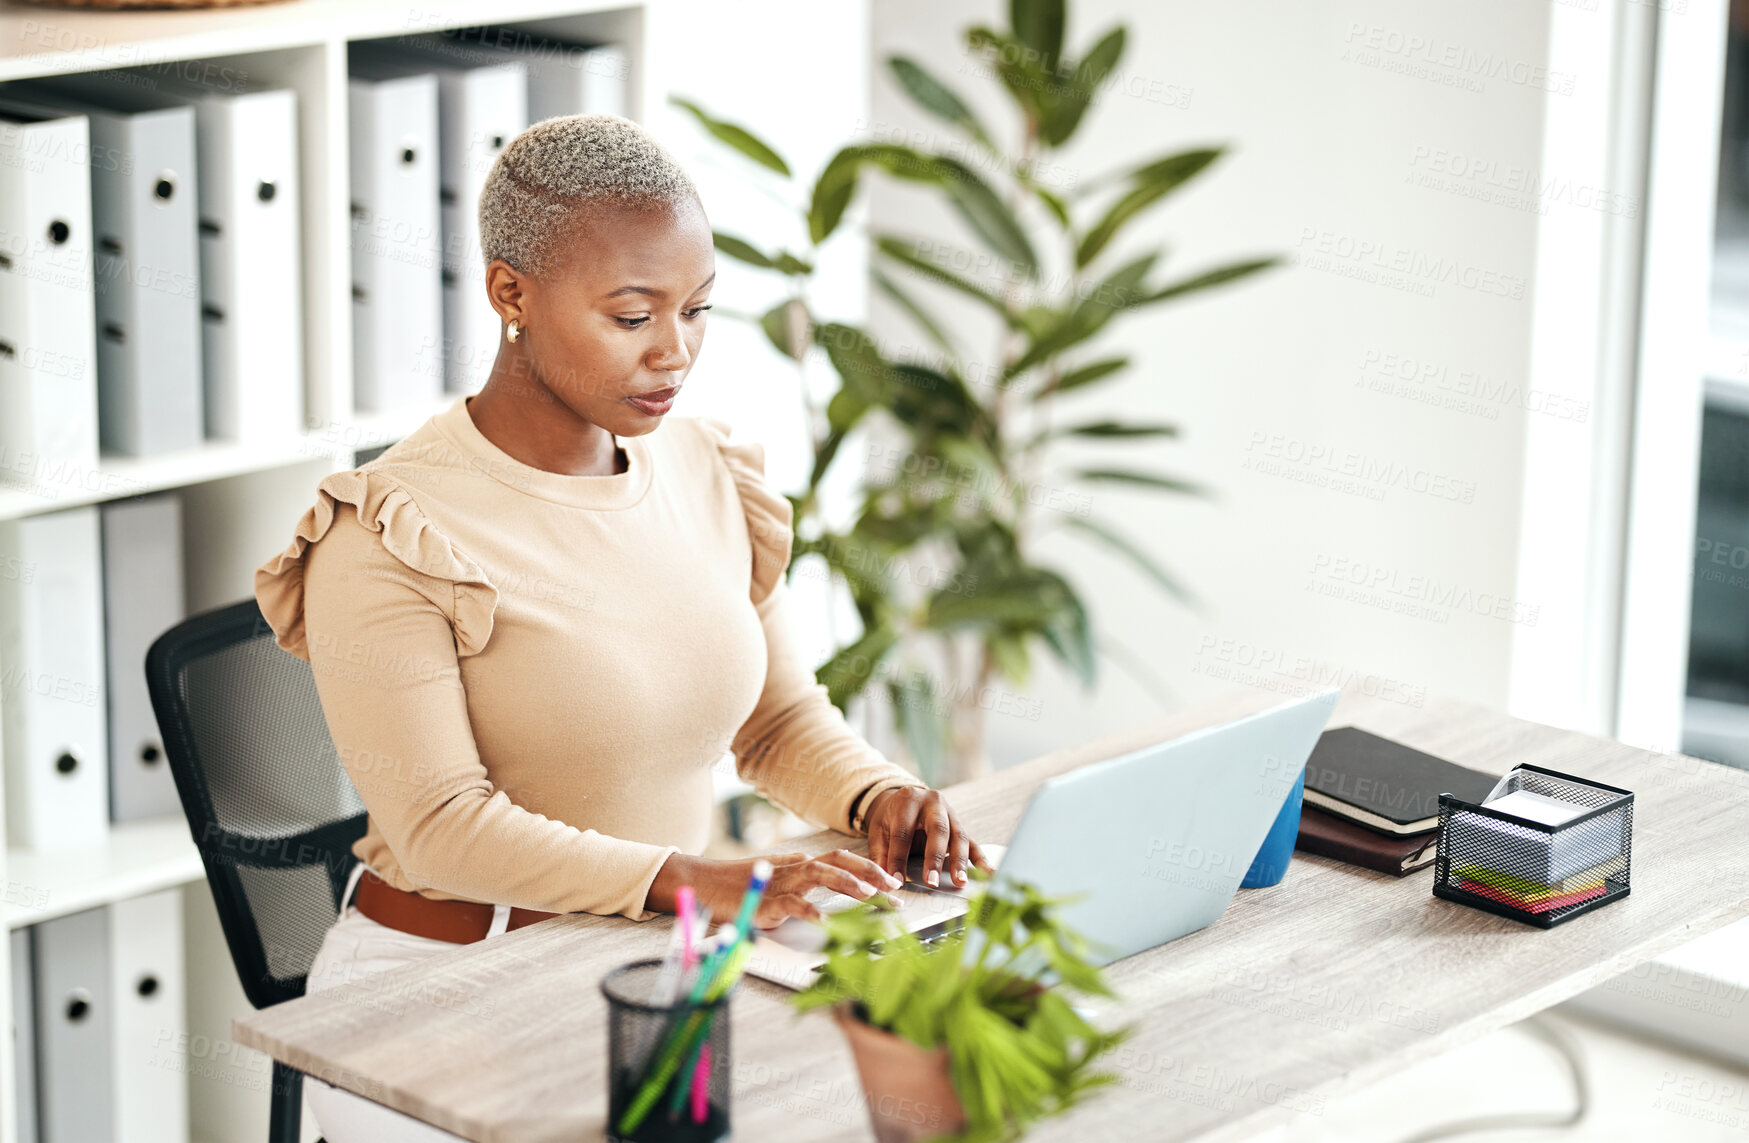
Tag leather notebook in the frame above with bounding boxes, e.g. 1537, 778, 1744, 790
1295, 805, 1439, 876
1302, 726, 1498, 836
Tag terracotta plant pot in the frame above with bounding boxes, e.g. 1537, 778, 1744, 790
834, 1005, 967, 1143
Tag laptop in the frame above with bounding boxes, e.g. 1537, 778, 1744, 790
745, 689, 1340, 988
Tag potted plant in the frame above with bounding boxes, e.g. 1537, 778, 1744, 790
793, 876, 1129, 1142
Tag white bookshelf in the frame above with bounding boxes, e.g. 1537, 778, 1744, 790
0, 0, 643, 84
4, 818, 203, 931
0, 433, 322, 522
0, 4, 654, 1141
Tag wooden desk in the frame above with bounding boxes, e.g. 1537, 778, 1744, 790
234, 691, 1749, 1143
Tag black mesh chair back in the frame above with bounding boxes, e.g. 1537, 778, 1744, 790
146, 598, 364, 1142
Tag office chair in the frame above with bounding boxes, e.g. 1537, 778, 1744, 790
146, 598, 364, 1143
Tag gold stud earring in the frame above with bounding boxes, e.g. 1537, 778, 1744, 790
506, 319, 522, 344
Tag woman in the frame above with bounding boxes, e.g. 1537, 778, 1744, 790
255, 114, 989, 1141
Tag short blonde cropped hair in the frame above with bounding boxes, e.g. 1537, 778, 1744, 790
478, 113, 699, 276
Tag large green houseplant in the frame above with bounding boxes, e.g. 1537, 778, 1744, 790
794, 876, 1128, 1143
675, 0, 1275, 783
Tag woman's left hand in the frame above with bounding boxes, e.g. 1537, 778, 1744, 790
864, 787, 995, 889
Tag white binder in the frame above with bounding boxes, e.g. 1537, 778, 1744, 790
33, 907, 114, 1143
12, 79, 205, 458
9, 927, 36, 1143
110, 70, 305, 444
0, 100, 101, 493
420, 31, 628, 121
101, 494, 186, 822
0, 506, 110, 850
349, 60, 443, 414
110, 890, 187, 1143
533, 40, 629, 120
355, 41, 527, 395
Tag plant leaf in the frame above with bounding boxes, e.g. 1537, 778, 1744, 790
815, 321, 891, 404
1005, 254, 1157, 380
1132, 256, 1280, 304
1041, 357, 1128, 397
937, 157, 1037, 277
856, 142, 954, 185
1035, 571, 1095, 686
1076, 147, 1222, 268
966, 26, 1053, 127
813, 528, 899, 600
810, 144, 986, 249
773, 251, 814, 275
1032, 182, 1072, 228
1010, 0, 1065, 67
758, 298, 809, 361
875, 235, 1014, 322
825, 388, 870, 434
1056, 420, 1178, 439
988, 631, 1031, 686
888, 363, 989, 437
873, 268, 958, 355
816, 622, 898, 708
1040, 26, 1125, 147
926, 582, 1062, 630
1064, 516, 1192, 602
809, 145, 864, 244
670, 97, 791, 176
712, 232, 775, 270
889, 56, 995, 149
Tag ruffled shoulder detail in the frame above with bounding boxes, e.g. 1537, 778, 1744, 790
694, 418, 794, 605
253, 469, 499, 661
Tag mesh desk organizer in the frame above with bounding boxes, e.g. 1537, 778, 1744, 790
1433, 764, 1633, 928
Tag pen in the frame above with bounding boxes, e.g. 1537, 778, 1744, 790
659, 941, 754, 1124
681, 905, 712, 994
631, 898, 693, 1071
680, 888, 708, 1122
691, 1044, 711, 1124
677, 884, 696, 970
670, 861, 771, 1123
687, 923, 739, 1002
618, 940, 751, 1135
731, 858, 773, 934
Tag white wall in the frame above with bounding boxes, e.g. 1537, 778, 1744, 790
869, 0, 1561, 767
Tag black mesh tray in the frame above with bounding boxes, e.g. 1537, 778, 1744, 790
1432, 763, 1633, 929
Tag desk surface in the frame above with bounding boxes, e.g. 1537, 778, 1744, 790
234, 690, 1749, 1143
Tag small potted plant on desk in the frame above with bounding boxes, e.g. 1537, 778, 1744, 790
794, 878, 1129, 1142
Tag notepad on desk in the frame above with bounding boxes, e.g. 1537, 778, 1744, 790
1302, 727, 1498, 835
744, 846, 1006, 990
1447, 792, 1626, 885
1480, 790, 1587, 827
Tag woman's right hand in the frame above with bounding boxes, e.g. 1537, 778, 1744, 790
649, 850, 903, 929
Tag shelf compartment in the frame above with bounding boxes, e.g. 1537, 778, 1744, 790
0, 0, 638, 85
5, 816, 203, 929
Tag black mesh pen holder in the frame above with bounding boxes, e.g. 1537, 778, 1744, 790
602, 959, 731, 1143
1433, 763, 1633, 929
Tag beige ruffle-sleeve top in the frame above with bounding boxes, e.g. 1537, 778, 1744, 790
255, 397, 923, 920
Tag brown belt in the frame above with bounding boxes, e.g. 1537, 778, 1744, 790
352, 870, 558, 944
